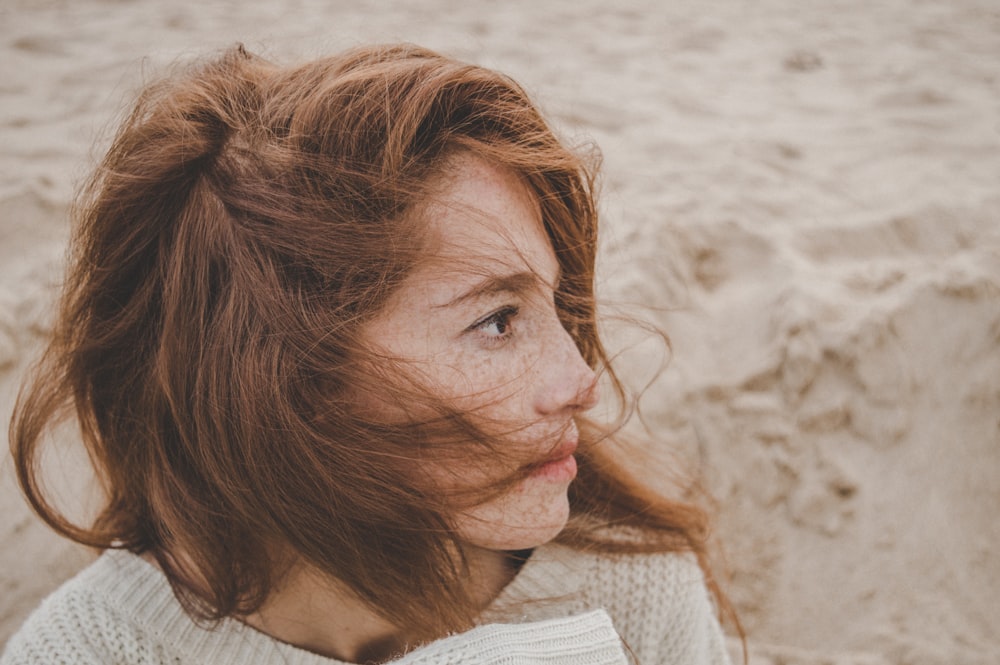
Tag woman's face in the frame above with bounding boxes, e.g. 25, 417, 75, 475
363, 156, 599, 553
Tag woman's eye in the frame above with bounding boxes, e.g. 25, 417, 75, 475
469, 306, 519, 345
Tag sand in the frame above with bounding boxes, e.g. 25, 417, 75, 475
1, 1, 998, 663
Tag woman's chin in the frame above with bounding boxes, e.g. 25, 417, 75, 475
456, 489, 571, 553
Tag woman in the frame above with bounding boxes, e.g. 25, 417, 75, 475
4, 44, 737, 664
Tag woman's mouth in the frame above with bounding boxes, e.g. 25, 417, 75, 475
529, 437, 578, 482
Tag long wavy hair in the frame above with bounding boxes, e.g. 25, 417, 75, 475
10, 43, 738, 647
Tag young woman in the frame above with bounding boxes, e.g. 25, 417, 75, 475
4, 44, 738, 664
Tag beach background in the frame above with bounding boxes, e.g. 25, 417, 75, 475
1, 1, 998, 663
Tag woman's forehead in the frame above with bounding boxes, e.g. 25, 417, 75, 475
419, 157, 556, 278
366, 158, 559, 334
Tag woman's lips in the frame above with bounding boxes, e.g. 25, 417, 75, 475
530, 436, 579, 481
531, 452, 578, 482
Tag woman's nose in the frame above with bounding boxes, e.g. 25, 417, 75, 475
534, 325, 600, 415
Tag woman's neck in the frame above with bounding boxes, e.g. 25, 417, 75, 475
244, 547, 519, 664
244, 565, 401, 663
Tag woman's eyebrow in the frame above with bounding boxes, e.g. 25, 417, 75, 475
435, 271, 543, 309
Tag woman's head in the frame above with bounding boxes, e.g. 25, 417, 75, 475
12, 44, 608, 636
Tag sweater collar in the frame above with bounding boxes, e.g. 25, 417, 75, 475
91, 546, 621, 665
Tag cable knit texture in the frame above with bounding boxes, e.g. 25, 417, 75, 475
1, 542, 731, 665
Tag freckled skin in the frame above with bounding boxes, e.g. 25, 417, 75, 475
364, 156, 599, 552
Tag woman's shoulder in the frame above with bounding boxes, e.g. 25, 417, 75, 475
0, 550, 339, 665
491, 534, 731, 665
1, 551, 144, 664
492, 533, 706, 616
546, 537, 709, 611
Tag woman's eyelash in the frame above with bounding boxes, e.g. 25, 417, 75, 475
468, 306, 520, 344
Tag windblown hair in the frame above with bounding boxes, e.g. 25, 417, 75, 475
10, 44, 737, 646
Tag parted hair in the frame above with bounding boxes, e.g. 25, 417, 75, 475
10, 44, 736, 646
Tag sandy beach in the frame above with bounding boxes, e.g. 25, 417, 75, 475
2, 1, 998, 663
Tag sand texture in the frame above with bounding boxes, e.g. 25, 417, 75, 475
2, 1, 998, 663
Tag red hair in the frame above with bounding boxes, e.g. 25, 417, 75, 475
10, 43, 738, 646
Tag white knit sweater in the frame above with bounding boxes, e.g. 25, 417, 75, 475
1, 542, 731, 665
